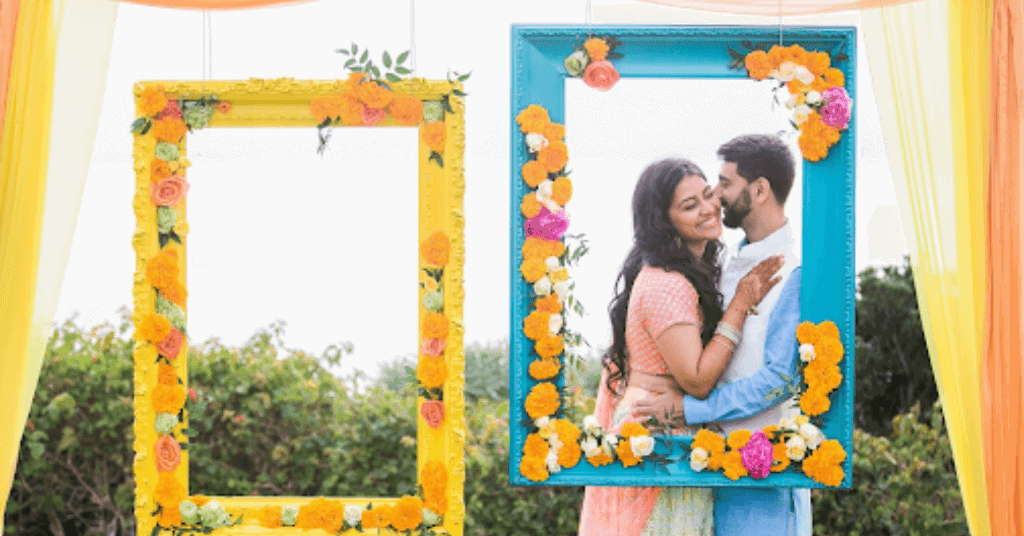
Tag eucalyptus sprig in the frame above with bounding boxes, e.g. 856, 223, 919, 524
335, 43, 413, 85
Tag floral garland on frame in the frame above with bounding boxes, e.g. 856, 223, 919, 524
133, 84, 245, 533
564, 35, 623, 92
728, 42, 853, 162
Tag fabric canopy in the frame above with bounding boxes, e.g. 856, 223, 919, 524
634, 0, 923, 16
114, 0, 312, 9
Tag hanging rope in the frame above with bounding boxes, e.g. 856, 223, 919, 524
201, 11, 213, 95
409, 0, 416, 75
778, 0, 783, 45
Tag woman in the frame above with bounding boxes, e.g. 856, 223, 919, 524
578, 158, 782, 536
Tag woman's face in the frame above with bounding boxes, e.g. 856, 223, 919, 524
668, 174, 722, 244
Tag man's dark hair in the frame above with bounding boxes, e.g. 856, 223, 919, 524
717, 134, 795, 204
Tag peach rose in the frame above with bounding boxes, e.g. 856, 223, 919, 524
421, 400, 445, 428
157, 328, 184, 360
583, 60, 619, 92
154, 434, 181, 472
420, 338, 446, 356
151, 175, 190, 207
361, 107, 386, 126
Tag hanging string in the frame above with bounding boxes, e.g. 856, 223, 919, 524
200, 11, 213, 96
201, 10, 207, 96
409, 0, 416, 75
778, 0, 783, 46
585, 0, 593, 34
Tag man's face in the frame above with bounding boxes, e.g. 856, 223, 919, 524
714, 162, 752, 229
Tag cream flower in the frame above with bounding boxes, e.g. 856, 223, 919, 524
799, 422, 826, 450
537, 179, 555, 203
581, 436, 601, 458
281, 505, 299, 526
690, 447, 709, 471
799, 343, 817, 363
631, 435, 655, 457
545, 256, 561, 272
549, 435, 563, 452
344, 504, 362, 526
533, 276, 552, 296
549, 314, 563, 334
776, 61, 798, 82
786, 435, 807, 461
583, 415, 601, 435
795, 65, 816, 85
155, 413, 178, 435
526, 133, 549, 153
794, 104, 813, 125
546, 450, 561, 473
785, 91, 801, 108
794, 414, 810, 426
806, 91, 823, 105
536, 416, 555, 439
179, 500, 199, 525
553, 280, 571, 298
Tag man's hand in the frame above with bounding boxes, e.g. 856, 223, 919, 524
632, 390, 686, 427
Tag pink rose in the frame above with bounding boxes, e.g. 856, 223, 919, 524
820, 87, 852, 130
157, 328, 184, 360
525, 206, 570, 241
740, 430, 773, 479
420, 400, 445, 428
420, 338, 446, 357
361, 107, 386, 126
158, 100, 182, 120
187, 388, 197, 402
583, 60, 620, 91
154, 434, 181, 472
150, 175, 190, 207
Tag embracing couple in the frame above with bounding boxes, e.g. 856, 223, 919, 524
578, 134, 810, 536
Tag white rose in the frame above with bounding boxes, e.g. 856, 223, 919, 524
549, 314, 563, 334
777, 61, 798, 81
779, 417, 795, 431
795, 65, 816, 85
553, 280, 571, 298
631, 435, 655, 457
583, 415, 601, 435
546, 450, 561, 473
794, 104, 813, 125
542, 198, 562, 213
545, 256, 561, 272
581, 437, 601, 458
344, 505, 362, 526
806, 90, 823, 105
549, 435, 563, 451
800, 423, 825, 450
525, 132, 549, 153
537, 179, 555, 202
535, 416, 551, 431
786, 435, 807, 461
785, 92, 800, 108
604, 434, 618, 448
690, 447, 709, 471
799, 343, 817, 362
601, 440, 616, 458
534, 276, 552, 296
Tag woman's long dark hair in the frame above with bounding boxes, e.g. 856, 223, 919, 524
604, 158, 724, 395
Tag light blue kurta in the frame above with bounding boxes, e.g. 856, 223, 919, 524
683, 266, 812, 536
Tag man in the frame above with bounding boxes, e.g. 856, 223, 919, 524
633, 134, 811, 535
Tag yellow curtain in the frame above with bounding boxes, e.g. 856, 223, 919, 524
861, 1, 992, 535
0, 0, 22, 137
0, 0, 57, 520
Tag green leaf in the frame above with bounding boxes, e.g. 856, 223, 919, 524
728, 47, 744, 60
159, 234, 170, 249
131, 117, 148, 133
345, 58, 356, 68
429, 151, 444, 168
395, 66, 411, 75
835, 53, 849, 62
742, 39, 754, 50
370, 65, 380, 78
335, 48, 350, 55
396, 50, 410, 65
351, 43, 358, 55
360, 49, 369, 63
607, 52, 624, 60
140, 120, 152, 136
383, 50, 392, 68
28, 442, 44, 460
457, 70, 472, 82
386, 73, 402, 83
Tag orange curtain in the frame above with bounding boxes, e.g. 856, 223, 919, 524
0, 0, 21, 136
633, 0, 922, 15
115, 0, 311, 9
986, 0, 1024, 533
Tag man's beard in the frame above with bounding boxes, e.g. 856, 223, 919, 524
721, 188, 752, 229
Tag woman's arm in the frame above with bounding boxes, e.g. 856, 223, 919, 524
654, 301, 750, 399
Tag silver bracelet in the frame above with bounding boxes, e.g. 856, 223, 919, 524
715, 322, 742, 346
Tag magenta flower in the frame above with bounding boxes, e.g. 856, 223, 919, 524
820, 87, 852, 130
525, 206, 570, 241
740, 430, 773, 479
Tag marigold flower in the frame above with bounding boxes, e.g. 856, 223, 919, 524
258, 506, 283, 528
537, 141, 569, 173
584, 38, 610, 61
355, 80, 394, 109
361, 504, 393, 529
344, 72, 367, 93
727, 429, 753, 451
823, 68, 845, 88
620, 422, 649, 438
616, 439, 641, 467
520, 455, 550, 481
153, 472, 186, 520
771, 442, 790, 472
417, 355, 447, 388
786, 44, 809, 64
524, 433, 549, 458
543, 122, 565, 141
787, 79, 807, 94
796, 320, 820, 345
388, 94, 424, 126
802, 440, 846, 486
521, 193, 542, 218
721, 451, 749, 480
523, 236, 566, 260
421, 121, 446, 153
338, 94, 364, 126
146, 249, 179, 290
708, 450, 726, 471
692, 429, 726, 455
421, 231, 450, 266
550, 268, 570, 283
534, 294, 563, 314
151, 158, 172, 182
152, 383, 187, 414
587, 451, 614, 467
151, 117, 187, 144
391, 496, 424, 531
309, 95, 342, 123
423, 312, 449, 339
555, 419, 581, 444
161, 281, 187, 307
558, 442, 582, 468
534, 335, 564, 359
523, 310, 552, 341
137, 314, 172, 344
157, 363, 178, 386
551, 176, 573, 205
139, 86, 169, 117
521, 160, 548, 189
422, 463, 448, 514
529, 357, 560, 380
799, 387, 831, 416
520, 258, 548, 283
525, 382, 560, 419
806, 51, 831, 75
189, 495, 210, 507
745, 50, 773, 80
815, 336, 845, 365
516, 104, 550, 127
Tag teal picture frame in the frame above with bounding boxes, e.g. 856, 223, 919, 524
509, 25, 855, 488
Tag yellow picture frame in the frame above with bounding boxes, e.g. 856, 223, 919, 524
131, 78, 465, 535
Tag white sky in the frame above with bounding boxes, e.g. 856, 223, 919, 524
55, 0, 905, 376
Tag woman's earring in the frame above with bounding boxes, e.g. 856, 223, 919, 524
674, 235, 683, 248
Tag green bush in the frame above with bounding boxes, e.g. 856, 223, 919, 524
6, 316, 967, 536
